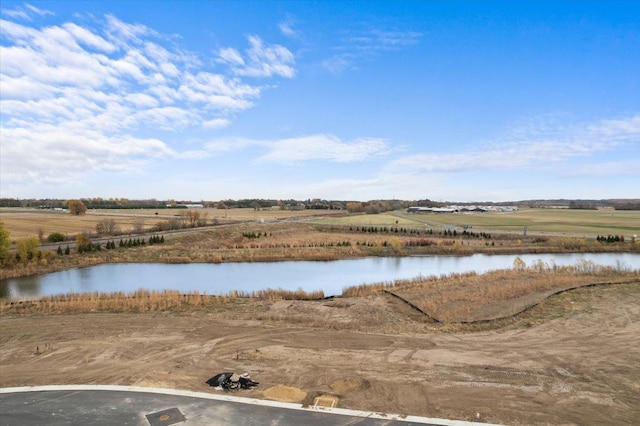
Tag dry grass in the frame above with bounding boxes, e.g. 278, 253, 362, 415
0, 287, 324, 316
342, 262, 639, 323
0, 210, 129, 241
0, 207, 345, 241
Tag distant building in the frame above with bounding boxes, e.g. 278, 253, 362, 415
407, 206, 456, 214
407, 205, 517, 214
172, 203, 204, 208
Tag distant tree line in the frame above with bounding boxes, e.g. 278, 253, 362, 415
2, 197, 639, 210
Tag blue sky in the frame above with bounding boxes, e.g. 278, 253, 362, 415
1, 1, 638, 202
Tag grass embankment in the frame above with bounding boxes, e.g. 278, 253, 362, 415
342, 261, 639, 323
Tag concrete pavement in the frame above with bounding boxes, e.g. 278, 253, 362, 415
0, 385, 502, 426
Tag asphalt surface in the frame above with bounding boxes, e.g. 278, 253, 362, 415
0, 386, 500, 426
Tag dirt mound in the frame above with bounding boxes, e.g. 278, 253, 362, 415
330, 377, 362, 394
262, 385, 307, 403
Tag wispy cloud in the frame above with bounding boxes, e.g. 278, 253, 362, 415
323, 26, 422, 73
218, 35, 295, 78
346, 28, 422, 51
0, 13, 296, 187
256, 134, 389, 164
560, 159, 640, 178
195, 134, 390, 164
279, 18, 298, 38
1, 3, 54, 21
24, 4, 54, 17
386, 114, 640, 174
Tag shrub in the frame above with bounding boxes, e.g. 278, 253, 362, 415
16, 236, 41, 261
47, 232, 65, 243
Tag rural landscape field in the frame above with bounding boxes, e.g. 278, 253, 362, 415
1, 204, 639, 425
1, 1, 639, 425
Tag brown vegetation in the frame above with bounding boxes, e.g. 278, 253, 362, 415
314, 264, 639, 327
0, 287, 325, 316
1, 218, 638, 281
3, 262, 637, 331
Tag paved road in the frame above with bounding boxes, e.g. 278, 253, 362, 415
0, 386, 500, 426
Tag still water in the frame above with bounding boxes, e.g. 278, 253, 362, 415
2, 253, 638, 299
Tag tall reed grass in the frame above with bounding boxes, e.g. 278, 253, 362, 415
0, 287, 324, 315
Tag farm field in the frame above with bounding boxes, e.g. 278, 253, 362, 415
0, 207, 345, 241
315, 208, 640, 238
2, 207, 638, 243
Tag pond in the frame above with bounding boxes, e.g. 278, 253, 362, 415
1, 252, 638, 299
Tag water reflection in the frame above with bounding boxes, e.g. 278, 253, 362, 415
1, 253, 638, 299
1, 275, 42, 298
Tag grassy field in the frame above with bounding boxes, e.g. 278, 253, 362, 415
315, 208, 640, 237
2, 207, 637, 242
0, 207, 345, 241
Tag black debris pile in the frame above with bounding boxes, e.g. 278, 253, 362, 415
206, 372, 259, 391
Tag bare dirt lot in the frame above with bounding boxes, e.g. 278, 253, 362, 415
1, 282, 639, 426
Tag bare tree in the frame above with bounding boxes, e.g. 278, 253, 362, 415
132, 218, 145, 234
187, 210, 199, 227
96, 219, 119, 236
196, 212, 208, 227
177, 211, 189, 228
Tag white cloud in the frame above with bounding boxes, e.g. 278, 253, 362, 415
0, 124, 174, 185
2, 9, 31, 21
0, 12, 296, 189
24, 4, 54, 17
218, 47, 244, 66
1, 3, 53, 21
279, 20, 298, 38
203, 118, 231, 129
62, 22, 116, 52
219, 35, 295, 78
257, 134, 389, 164
105, 14, 151, 43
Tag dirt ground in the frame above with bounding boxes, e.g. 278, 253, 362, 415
1, 283, 639, 426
